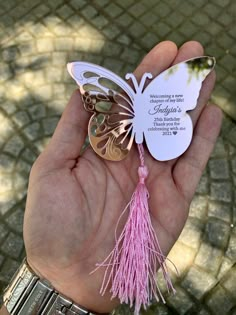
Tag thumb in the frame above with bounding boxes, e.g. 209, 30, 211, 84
41, 90, 90, 169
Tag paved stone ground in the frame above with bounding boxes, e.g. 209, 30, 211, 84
0, 0, 236, 314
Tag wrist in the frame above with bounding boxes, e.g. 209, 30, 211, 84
26, 256, 119, 313
3, 258, 108, 315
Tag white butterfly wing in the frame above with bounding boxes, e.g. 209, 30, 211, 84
140, 57, 215, 161
67, 62, 135, 101
67, 62, 136, 161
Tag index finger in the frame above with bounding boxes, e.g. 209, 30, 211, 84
134, 41, 178, 79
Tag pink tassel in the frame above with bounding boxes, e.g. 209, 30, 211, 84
93, 144, 176, 315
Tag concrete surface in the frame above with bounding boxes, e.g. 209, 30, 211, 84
0, 0, 236, 314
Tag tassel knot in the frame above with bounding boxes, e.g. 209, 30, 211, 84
138, 165, 148, 183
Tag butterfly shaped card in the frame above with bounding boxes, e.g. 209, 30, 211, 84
67, 57, 215, 162
67, 56, 215, 315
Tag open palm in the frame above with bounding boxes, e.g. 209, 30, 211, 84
23, 41, 222, 313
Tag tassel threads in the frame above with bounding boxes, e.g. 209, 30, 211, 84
93, 144, 175, 315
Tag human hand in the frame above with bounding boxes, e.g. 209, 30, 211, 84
23, 41, 222, 313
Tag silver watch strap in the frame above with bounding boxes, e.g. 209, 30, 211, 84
3, 259, 96, 315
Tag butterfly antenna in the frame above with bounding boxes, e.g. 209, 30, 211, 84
139, 73, 153, 93
125, 73, 139, 93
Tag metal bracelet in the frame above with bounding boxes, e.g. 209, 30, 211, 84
3, 259, 96, 315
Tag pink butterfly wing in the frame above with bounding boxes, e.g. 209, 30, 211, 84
67, 62, 135, 161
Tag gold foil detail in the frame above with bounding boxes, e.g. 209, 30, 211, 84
83, 91, 134, 161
